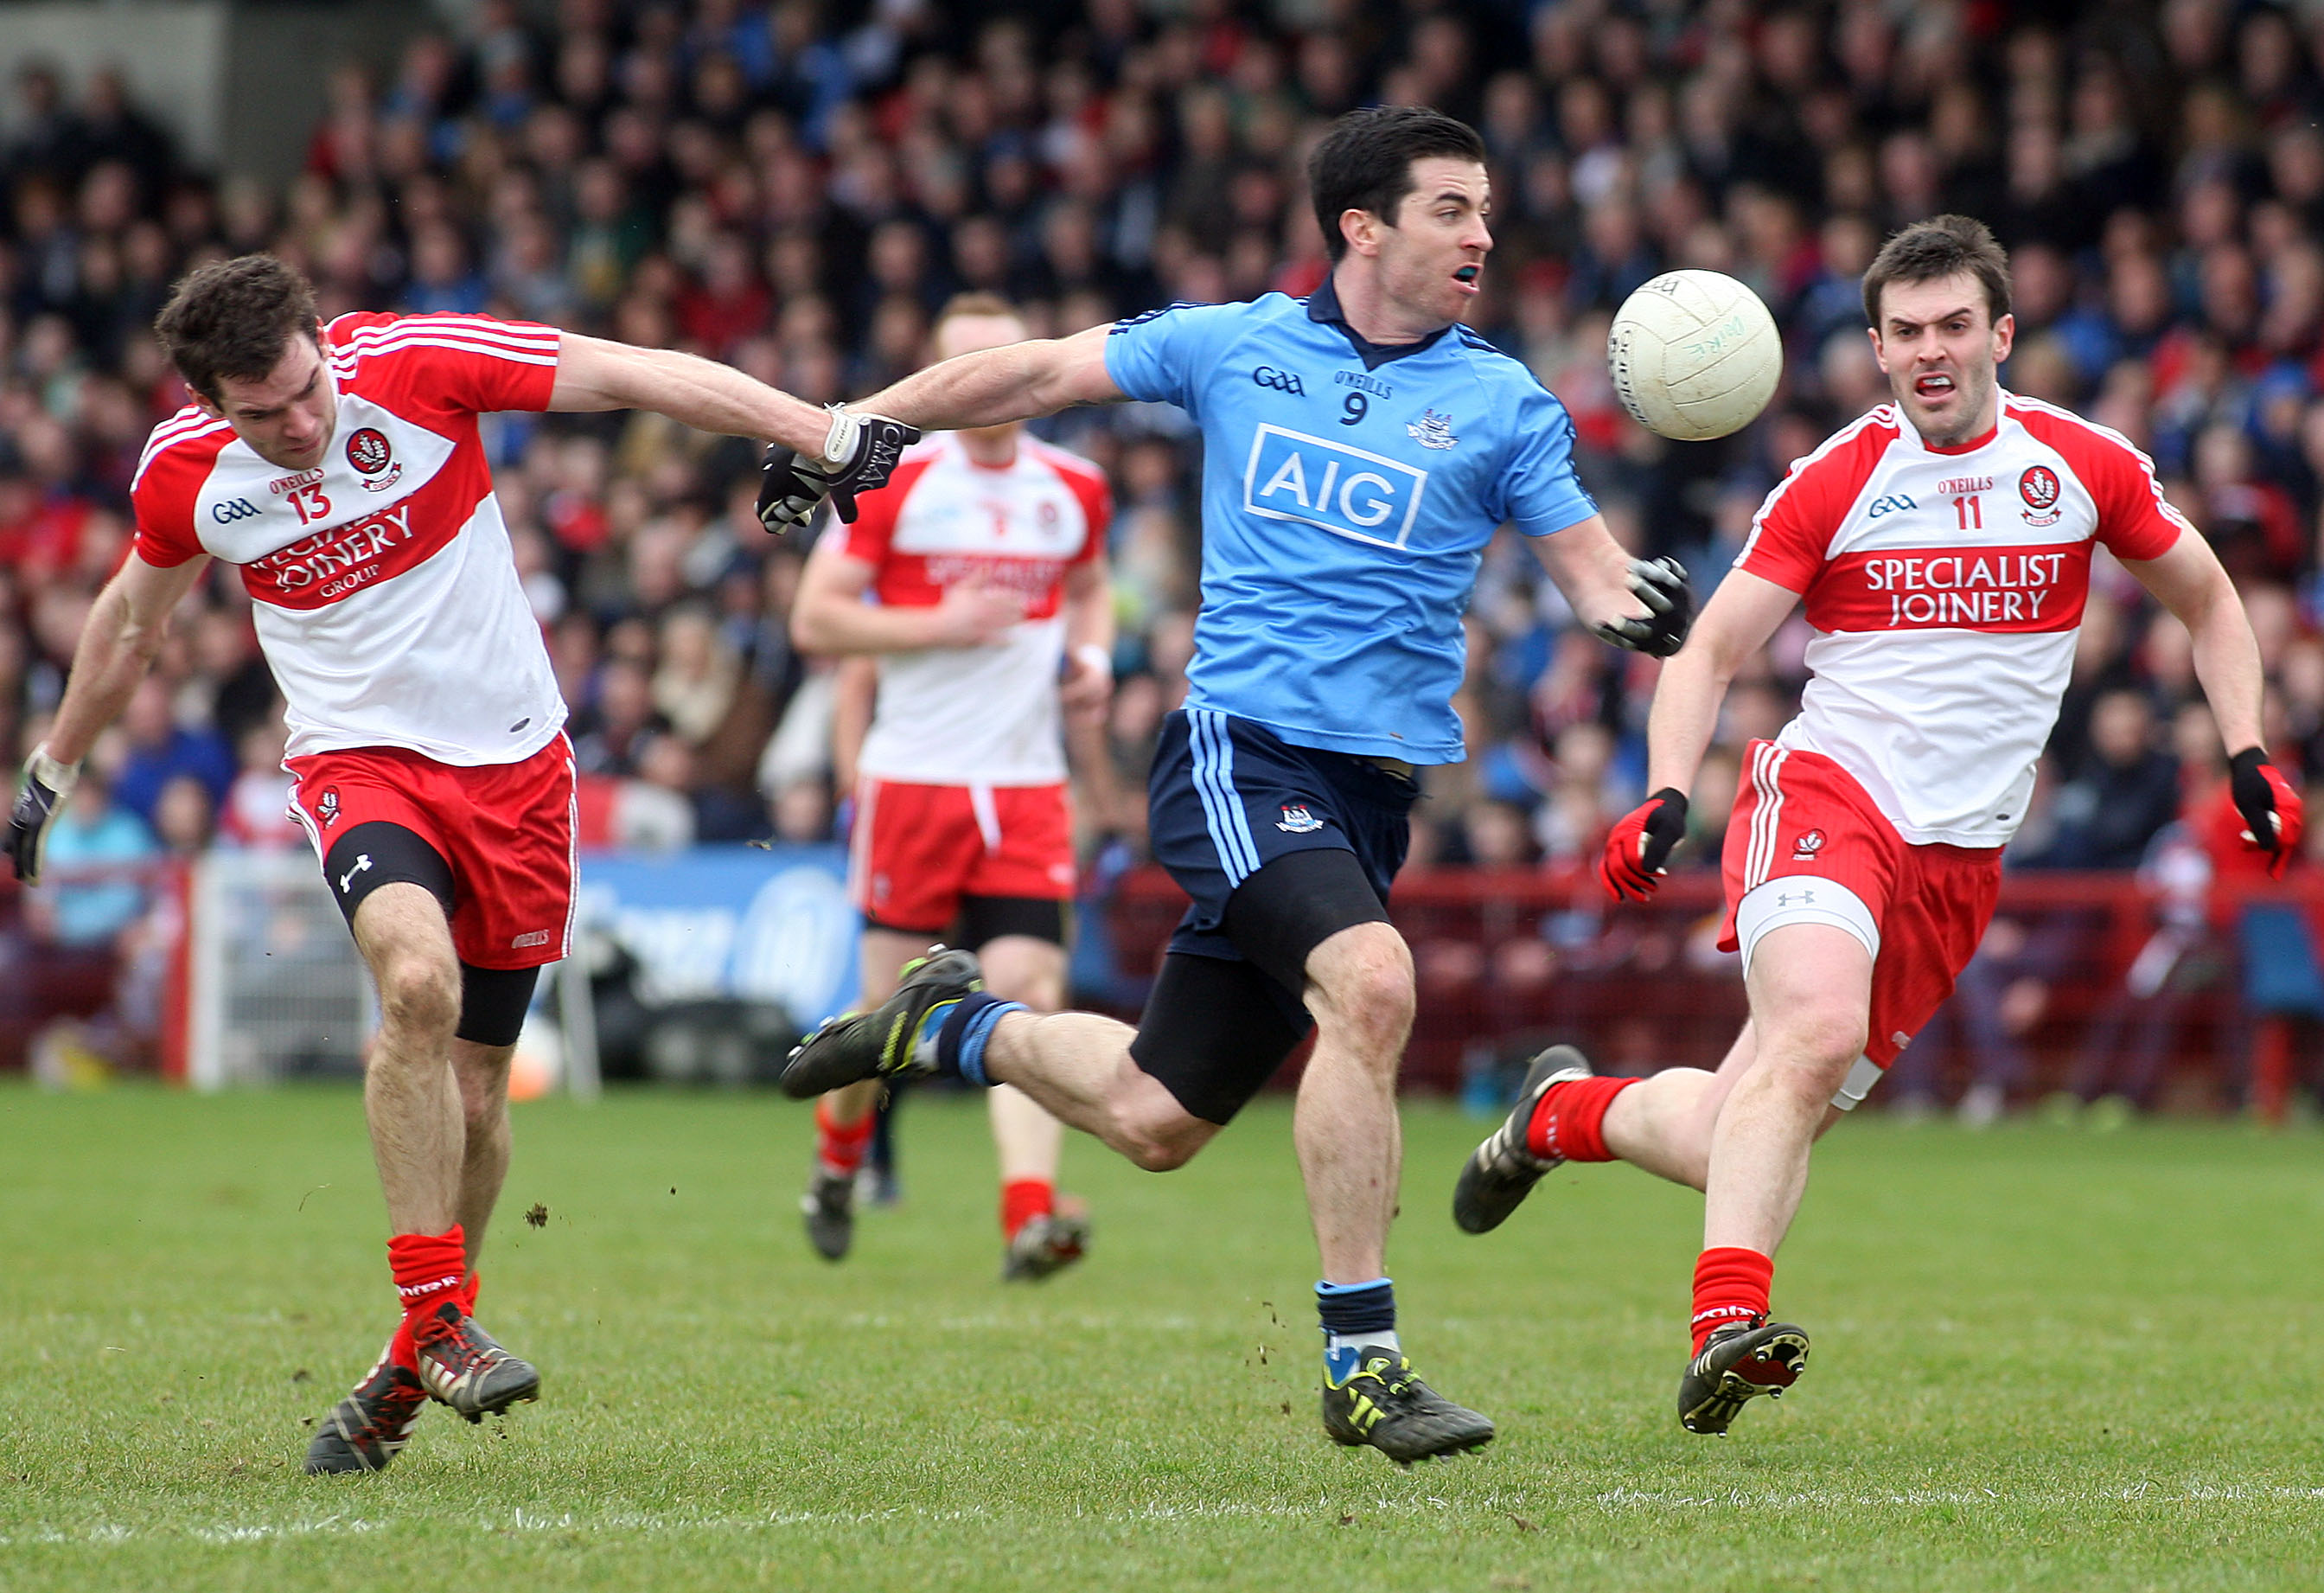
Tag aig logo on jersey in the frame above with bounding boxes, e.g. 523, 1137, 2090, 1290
1242, 424, 1428, 549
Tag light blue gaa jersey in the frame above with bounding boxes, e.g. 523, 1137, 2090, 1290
1103, 274, 1599, 764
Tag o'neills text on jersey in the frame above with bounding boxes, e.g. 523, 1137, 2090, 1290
1861, 549, 2072, 627
250, 502, 415, 597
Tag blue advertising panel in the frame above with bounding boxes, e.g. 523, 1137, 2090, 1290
576, 844, 860, 1025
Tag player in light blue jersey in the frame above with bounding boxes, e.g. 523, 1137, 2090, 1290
769, 106, 1694, 1465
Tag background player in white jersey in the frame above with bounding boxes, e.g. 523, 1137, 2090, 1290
1, 254, 904, 1475
1453, 215, 2305, 1435
790, 294, 1114, 1281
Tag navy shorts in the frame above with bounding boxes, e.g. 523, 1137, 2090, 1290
1131, 707, 1421, 1123
1148, 707, 1419, 967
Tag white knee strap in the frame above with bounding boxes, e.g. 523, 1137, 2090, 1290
1733, 876, 1885, 1111
1733, 874, 1880, 976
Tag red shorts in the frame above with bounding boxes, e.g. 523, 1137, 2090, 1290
285, 735, 578, 969
1718, 740, 2002, 1067
851, 777, 1074, 932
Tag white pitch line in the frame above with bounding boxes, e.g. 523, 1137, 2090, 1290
7, 1484, 2323, 1550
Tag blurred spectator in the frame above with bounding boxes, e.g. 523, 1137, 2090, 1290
10, 2, 2324, 1097
2023, 688, 2180, 868
29, 762, 154, 949
111, 676, 233, 829
219, 716, 297, 850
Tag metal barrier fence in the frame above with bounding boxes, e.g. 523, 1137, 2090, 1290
1108, 866, 2324, 1112
6, 857, 2319, 1114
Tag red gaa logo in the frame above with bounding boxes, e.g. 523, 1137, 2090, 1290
346, 427, 393, 475
2018, 464, 2059, 510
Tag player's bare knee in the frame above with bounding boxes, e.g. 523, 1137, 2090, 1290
1310, 932, 1415, 1055
375, 956, 460, 1041
453, 1053, 512, 1124
1758, 981, 1865, 1058
1114, 1110, 1207, 1172
1791, 1037, 1868, 1095
1106, 1084, 1211, 1171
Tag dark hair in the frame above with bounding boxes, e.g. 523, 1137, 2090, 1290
1861, 214, 2012, 329
1307, 106, 1488, 263
154, 254, 319, 400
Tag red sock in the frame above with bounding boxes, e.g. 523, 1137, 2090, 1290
816, 1098, 878, 1178
1524, 1075, 1638, 1161
1691, 1246, 1774, 1353
389, 1225, 467, 1335
1000, 1177, 1054, 1239
390, 1263, 476, 1368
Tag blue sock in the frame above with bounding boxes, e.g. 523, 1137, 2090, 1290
1318, 1277, 1398, 1382
911, 990, 1024, 1086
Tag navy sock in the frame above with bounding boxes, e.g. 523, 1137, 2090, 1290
1318, 1277, 1398, 1380
925, 990, 1024, 1086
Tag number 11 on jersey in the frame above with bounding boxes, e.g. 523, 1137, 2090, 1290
1953, 495, 1982, 531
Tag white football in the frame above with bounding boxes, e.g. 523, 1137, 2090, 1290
1606, 270, 1783, 441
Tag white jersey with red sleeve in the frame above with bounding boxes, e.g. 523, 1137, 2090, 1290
130, 312, 565, 767
843, 432, 1109, 786
1736, 392, 2187, 847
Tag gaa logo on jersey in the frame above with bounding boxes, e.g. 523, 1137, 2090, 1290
2019, 464, 2062, 527
347, 427, 404, 491
1277, 803, 1325, 834
1791, 827, 1825, 860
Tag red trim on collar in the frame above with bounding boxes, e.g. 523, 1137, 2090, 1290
1922, 421, 1998, 455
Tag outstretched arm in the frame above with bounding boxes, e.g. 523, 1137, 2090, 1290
853, 323, 1126, 432
1645, 568, 1799, 798
1599, 567, 1796, 902
1527, 515, 1695, 656
548, 332, 836, 456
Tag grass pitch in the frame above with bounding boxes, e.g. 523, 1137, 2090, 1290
1, 1082, 2321, 1590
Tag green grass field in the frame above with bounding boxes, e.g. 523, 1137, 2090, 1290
2, 1082, 2321, 1590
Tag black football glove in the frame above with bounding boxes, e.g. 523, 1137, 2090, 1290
2229, 747, 2304, 879
1593, 556, 1695, 658
756, 406, 920, 533
1599, 787, 1689, 903
6, 745, 80, 885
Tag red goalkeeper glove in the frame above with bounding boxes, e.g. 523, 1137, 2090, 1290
1599, 787, 1689, 904
2229, 748, 2303, 879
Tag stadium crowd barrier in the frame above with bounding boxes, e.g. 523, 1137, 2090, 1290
1108, 866, 2324, 1110
4, 860, 2318, 1112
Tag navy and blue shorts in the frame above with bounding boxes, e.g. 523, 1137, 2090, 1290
1129, 707, 1421, 1123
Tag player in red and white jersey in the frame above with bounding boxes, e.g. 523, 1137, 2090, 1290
1, 254, 875, 1475
1452, 216, 2305, 1433
788, 296, 1114, 1281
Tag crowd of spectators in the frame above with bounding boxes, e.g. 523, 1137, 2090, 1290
9, 0, 2324, 1105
